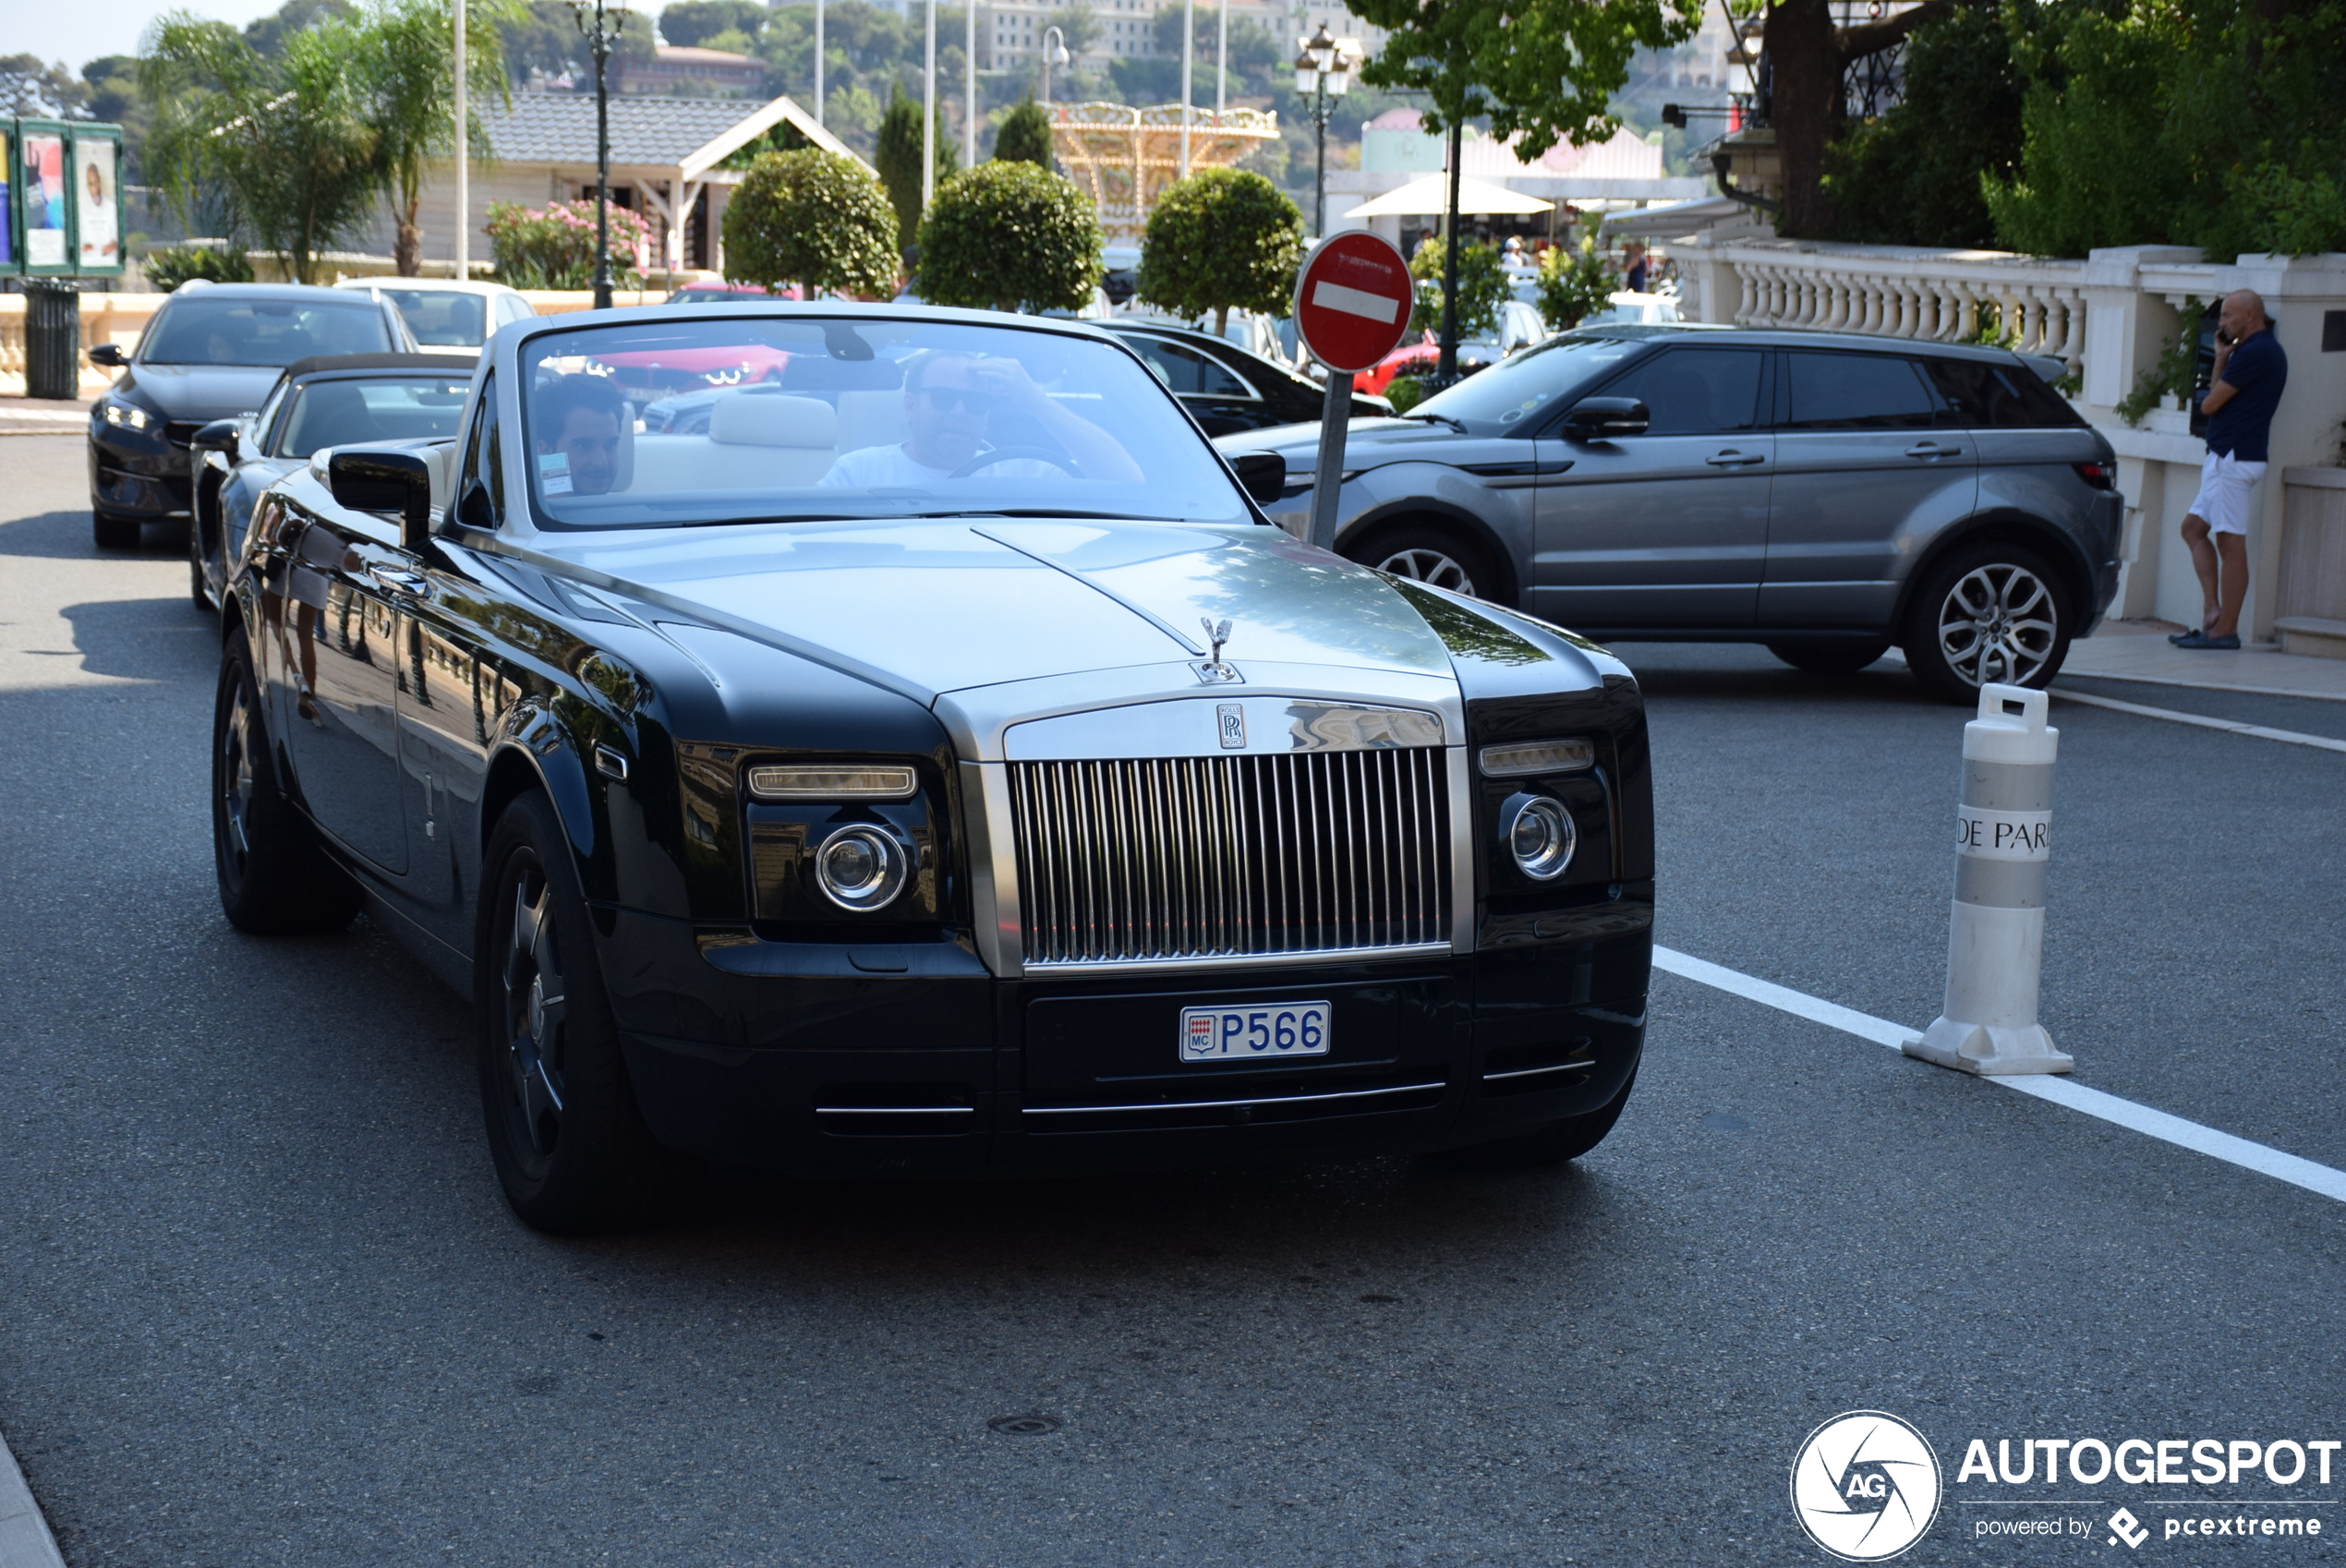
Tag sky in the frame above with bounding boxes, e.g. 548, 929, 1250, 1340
13, 0, 680, 75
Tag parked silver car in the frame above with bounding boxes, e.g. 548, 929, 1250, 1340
1217, 327, 2124, 701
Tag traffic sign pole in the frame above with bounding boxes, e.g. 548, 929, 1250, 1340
1288, 231, 1412, 554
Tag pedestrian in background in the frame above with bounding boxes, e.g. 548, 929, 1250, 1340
2172, 289, 2287, 649
1623, 241, 1650, 294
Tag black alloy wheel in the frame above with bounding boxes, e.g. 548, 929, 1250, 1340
1429, 1066, 1639, 1169
212, 634, 358, 935
1766, 639, 1893, 675
478, 791, 672, 1234
1349, 524, 1500, 602
1901, 541, 2071, 704
92, 505, 140, 550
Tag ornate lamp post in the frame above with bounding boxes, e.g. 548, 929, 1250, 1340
1292, 23, 1353, 238
569, 0, 627, 309
1040, 26, 1070, 104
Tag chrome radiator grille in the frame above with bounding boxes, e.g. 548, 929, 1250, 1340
1008, 749, 1451, 967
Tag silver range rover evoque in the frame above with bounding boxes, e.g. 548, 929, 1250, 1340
1217, 326, 2126, 703
212, 303, 1655, 1232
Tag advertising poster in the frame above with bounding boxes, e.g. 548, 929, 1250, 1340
76, 139, 119, 270
24, 131, 67, 269
0, 129, 13, 267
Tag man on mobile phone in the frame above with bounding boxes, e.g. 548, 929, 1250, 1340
2172, 290, 2287, 649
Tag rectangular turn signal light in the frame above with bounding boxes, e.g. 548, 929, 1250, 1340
1478, 740, 1596, 778
746, 765, 918, 801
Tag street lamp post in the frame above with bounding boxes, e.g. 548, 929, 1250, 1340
814, 0, 825, 127
570, 0, 625, 309
1292, 23, 1352, 238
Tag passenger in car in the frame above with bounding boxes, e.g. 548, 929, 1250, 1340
819, 350, 1143, 486
532, 373, 628, 496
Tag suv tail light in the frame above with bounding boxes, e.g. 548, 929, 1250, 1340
2073, 461, 2114, 489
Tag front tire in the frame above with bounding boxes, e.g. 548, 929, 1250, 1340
1347, 524, 1503, 603
1430, 1067, 1638, 1170
212, 635, 359, 935
1901, 541, 2072, 704
478, 791, 674, 1234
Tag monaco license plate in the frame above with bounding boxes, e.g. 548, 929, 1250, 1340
1179, 1000, 1332, 1064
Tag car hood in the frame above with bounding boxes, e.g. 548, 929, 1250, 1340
117, 363, 284, 420
532, 516, 1459, 706
1215, 417, 1490, 467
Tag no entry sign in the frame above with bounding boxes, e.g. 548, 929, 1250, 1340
1291, 231, 1413, 375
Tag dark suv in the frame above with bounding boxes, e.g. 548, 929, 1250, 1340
1216, 327, 2123, 701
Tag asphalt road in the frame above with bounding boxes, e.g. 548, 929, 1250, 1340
2, 431, 2340, 1567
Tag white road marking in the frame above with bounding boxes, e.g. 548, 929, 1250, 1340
1310, 279, 1403, 324
1653, 946, 2346, 1206
2050, 686, 2346, 754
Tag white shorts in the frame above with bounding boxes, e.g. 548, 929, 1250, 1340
2188, 451, 2266, 537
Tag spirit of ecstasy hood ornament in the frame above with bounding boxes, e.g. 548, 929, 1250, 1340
1192, 618, 1241, 685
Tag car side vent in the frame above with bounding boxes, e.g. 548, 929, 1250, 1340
1479, 1039, 1597, 1096
813, 1084, 976, 1137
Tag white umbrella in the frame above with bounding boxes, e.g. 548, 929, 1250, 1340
1342, 174, 1554, 220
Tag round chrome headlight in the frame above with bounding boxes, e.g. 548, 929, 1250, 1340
1503, 795, 1576, 881
813, 825, 909, 911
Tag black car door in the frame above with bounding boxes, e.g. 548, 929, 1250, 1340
1124, 335, 1267, 436
265, 505, 411, 874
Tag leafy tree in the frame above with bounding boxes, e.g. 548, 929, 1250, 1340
360, 0, 513, 276
1534, 235, 1614, 330
1821, 6, 2022, 249
240, 0, 357, 57
995, 97, 1054, 169
721, 148, 900, 298
875, 83, 956, 259
0, 54, 90, 116
141, 13, 381, 284
1983, 0, 2346, 259
1351, 0, 1697, 374
659, 0, 765, 49
913, 160, 1101, 312
1406, 235, 1506, 340
1135, 167, 1302, 335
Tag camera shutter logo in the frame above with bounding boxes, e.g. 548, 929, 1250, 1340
1790, 1411, 1942, 1562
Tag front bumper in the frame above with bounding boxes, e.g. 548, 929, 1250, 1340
88, 424, 193, 519
600, 899, 1653, 1179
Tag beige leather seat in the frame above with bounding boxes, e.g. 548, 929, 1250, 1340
629, 392, 838, 492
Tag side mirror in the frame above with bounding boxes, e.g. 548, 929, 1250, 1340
88, 342, 127, 368
190, 418, 241, 455
1561, 396, 1650, 440
328, 447, 434, 550
1230, 451, 1288, 505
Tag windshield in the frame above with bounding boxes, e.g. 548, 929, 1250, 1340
1410, 333, 1639, 434
144, 296, 395, 366
516, 314, 1254, 530
277, 374, 472, 458
376, 288, 489, 347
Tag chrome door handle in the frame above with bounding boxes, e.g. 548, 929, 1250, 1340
367, 565, 429, 595
1904, 442, 1961, 459
1705, 451, 1765, 468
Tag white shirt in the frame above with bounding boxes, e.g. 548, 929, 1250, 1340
817, 442, 1061, 487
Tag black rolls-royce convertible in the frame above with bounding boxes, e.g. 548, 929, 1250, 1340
213, 304, 1654, 1233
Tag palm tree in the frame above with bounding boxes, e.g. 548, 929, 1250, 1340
363, 0, 513, 276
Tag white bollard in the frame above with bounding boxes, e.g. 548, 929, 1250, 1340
1904, 682, 2074, 1076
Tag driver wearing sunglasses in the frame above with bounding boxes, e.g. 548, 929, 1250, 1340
820, 349, 1143, 488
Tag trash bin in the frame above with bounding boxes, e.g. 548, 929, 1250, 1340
25, 282, 84, 402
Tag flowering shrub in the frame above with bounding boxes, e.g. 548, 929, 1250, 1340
486, 199, 657, 289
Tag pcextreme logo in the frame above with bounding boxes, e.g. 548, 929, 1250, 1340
1791, 1410, 1945, 1562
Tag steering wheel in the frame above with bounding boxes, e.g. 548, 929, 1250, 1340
948, 445, 1083, 479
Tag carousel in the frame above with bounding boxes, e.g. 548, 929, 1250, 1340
1046, 103, 1281, 241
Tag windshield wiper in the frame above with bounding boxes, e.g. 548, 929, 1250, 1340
679, 513, 852, 526
1404, 411, 1468, 433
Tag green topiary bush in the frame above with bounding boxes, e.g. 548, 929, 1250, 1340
1135, 167, 1303, 336
720, 148, 900, 299
913, 160, 1103, 313
994, 97, 1055, 170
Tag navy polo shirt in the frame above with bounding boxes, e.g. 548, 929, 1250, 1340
2207, 330, 2287, 463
